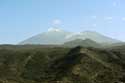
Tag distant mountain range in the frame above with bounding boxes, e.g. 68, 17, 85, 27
20, 28, 121, 45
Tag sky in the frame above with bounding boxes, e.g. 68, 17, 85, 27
0, 0, 125, 44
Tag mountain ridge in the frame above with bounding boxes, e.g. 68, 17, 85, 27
63, 38, 102, 48
19, 28, 121, 45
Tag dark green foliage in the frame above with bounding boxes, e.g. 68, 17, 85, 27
0, 45, 124, 83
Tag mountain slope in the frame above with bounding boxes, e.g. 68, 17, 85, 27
19, 28, 121, 45
20, 28, 71, 45
63, 39, 101, 48
108, 45, 125, 64
107, 42, 125, 47
0, 45, 124, 83
43, 46, 124, 83
65, 31, 120, 44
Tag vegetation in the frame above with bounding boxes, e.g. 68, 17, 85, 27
0, 45, 124, 83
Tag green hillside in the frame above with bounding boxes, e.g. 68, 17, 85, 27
0, 45, 124, 83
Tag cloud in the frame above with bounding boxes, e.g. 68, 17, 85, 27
52, 19, 62, 25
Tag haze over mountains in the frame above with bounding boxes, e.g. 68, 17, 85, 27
20, 28, 121, 45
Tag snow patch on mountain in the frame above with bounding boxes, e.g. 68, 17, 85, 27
65, 32, 83, 39
48, 28, 62, 32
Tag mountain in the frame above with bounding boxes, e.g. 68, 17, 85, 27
46, 46, 125, 83
108, 45, 125, 66
65, 31, 121, 44
20, 28, 71, 45
101, 42, 125, 49
20, 28, 121, 45
63, 39, 101, 48
0, 45, 124, 83
109, 42, 125, 47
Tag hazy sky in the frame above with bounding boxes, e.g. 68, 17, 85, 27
0, 0, 125, 44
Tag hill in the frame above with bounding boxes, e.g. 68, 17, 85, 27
0, 45, 124, 83
112, 42, 125, 47
63, 39, 102, 48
